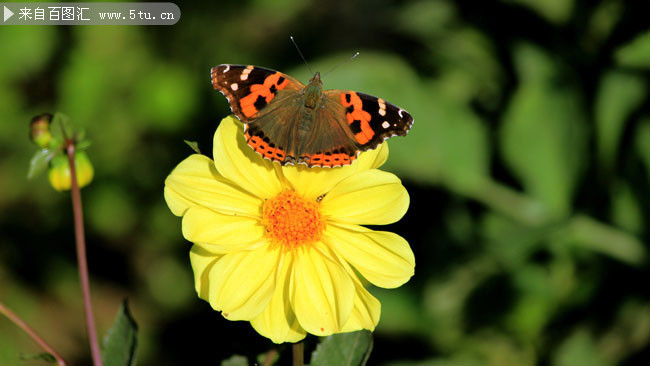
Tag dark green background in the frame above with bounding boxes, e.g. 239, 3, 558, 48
1, 0, 650, 364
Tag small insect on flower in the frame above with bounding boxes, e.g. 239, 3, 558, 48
164, 116, 414, 343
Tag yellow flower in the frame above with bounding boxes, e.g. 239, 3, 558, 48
164, 116, 414, 343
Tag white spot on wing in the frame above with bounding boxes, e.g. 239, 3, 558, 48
223, 65, 230, 73
231, 83, 239, 91
398, 109, 405, 118
378, 98, 387, 116
241, 66, 254, 80
382, 121, 390, 129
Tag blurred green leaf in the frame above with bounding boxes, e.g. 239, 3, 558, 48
143, 256, 194, 309
76, 140, 92, 151
221, 355, 248, 366
435, 28, 502, 106
507, 264, 556, 340
422, 259, 497, 350
398, 0, 456, 38
585, 1, 622, 47
503, 0, 574, 24
595, 71, 645, 167
51, 112, 72, 140
567, 215, 646, 265
553, 329, 607, 366
86, 184, 137, 240
27, 149, 56, 179
374, 287, 423, 336
0, 27, 58, 81
310, 330, 373, 366
598, 301, 650, 362
481, 213, 547, 268
611, 182, 643, 234
500, 44, 586, 214
134, 64, 199, 132
615, 30, 650, 68
635, 119, 650, 182
102, 300, 138, 366
19, 352, 57, 363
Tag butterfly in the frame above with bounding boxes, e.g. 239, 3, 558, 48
211, 64, 413, 168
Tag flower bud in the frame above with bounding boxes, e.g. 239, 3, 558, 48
30, 113, 53, 148
48, 152, 94, 191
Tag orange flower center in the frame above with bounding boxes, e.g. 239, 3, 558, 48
262, 190, 325, 249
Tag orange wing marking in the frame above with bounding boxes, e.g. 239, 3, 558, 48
239, 73, 290, 117
340, 92, 374, 145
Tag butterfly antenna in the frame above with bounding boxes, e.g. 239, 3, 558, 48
323, 52, 360, 78
290, 36, 314, 75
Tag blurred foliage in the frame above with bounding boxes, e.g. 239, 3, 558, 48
1, 0, 650, 365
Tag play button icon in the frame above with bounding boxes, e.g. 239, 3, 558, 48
4, 6, 14, 22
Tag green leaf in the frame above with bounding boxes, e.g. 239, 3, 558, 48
102, 299, 138, 366
27, 149, 57, 179
184, 140, 201, 154
552, 329, 608, 366
568, 215, 646, 265
635, 119, 650, 182
503, 0, 574, 24
611, 182, 643, 234
310, 331, 373, 366
500, 44, 587, 214
134, 64, 199, 132
221, 355, 248, 366
51, 112, 72, 140
19, 352, 56, 363
594, 71, 646, 167
616, 30, 650, 69
76, 140, 92, 151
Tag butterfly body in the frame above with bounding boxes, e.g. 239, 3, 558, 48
211, 64, 413, 167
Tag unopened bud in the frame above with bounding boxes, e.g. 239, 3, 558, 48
48, 152, 94, 191
30, 113, 53, 148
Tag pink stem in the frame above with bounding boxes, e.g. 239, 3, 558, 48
66, 142, 103, 366
0, 301, 68, 366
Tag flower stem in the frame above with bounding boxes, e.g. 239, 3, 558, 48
262, 348, 278, 366
292, 341, 304, 366
66, 141, 103, 366
0, 301, 67, 366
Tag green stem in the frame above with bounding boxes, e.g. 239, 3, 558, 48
0, 301, 67, 366
66, 141, 103, 366
292, 341, 304, 366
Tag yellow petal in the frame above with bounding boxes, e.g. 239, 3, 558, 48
213, 116, 283, 198
341, 275, 381, 332
251, 252, 307, 343
321, 169, 409, 225
164, 154, 260, 217
325, 224, 414, 288
182, 206, 265, 253
280, 143, 390, 201
281, 163, 358, 201
356, 141, 389, 171
205, 245, 279, 320
291, 245, 354, 336
189, 245, 220, 300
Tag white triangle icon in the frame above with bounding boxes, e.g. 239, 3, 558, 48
4, 6, 14, 22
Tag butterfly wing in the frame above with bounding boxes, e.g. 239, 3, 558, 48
292, 95, 362, 167
313, 90, 414, 162
211, 64, 309, 164
211, 65, 304, 122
